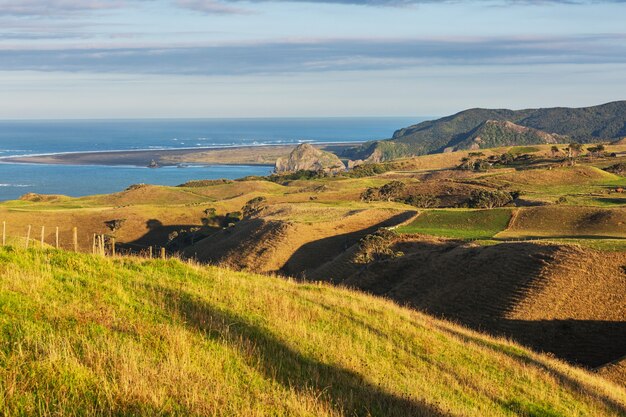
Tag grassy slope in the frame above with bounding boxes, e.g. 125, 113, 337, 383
1, 248, 625, 416
396, 209, 512, 239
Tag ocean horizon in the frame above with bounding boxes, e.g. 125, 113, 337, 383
0, 117, 424, 201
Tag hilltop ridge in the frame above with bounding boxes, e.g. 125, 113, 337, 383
346, 101, 626, 160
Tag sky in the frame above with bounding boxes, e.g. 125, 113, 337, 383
0, 0, 625, 118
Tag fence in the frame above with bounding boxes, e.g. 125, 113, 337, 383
1, 221, 168, 260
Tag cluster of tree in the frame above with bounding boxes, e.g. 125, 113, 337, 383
167, 227, 202, 250
403, 194, 440, 208
361, 181, 406, 202
267, 162, 393, 184
459, 152, 491, 171
361, 181, 441, 208
201, 207, 242, 228
344, 163, 391, 178
267, 170, 328, 183
467, 190, 518, 209
242, 196, 267, 218
586, 144, 606, 158
353, 229, 403, 264
459, 152, 542, 171
603, 163, 626, 176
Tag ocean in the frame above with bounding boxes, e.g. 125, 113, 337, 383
0, 117, 421, 201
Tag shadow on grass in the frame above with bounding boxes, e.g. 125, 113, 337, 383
157, 286, 454, 417
282, 210, 417, 276
430, 322, 626, 417
323, 239, 626, 368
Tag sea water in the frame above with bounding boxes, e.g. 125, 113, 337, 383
0, 117, 422, 201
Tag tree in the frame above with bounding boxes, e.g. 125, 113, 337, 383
378, 181, 406, 201
587, 144, 606, 158
104, 219, 126, 233
403, 194, 440, 208
353, 229, 403, 264
468, 190, 513, 209
201, 208, 219, 227
565, 142, 583, 165
550, 146, 560, 158
242, 196, 267, 218
360, 187, 381, 202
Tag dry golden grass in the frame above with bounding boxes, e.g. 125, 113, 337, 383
496, 206, 626, 239
1, 247, 625, 416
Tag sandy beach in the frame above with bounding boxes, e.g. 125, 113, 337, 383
0, 143, 357, 167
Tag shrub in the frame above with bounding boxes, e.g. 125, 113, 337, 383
201, 208, 220, 227
267, 170, 326, 183
225, 212, 242, 223
403, 194, 440, 208
104, 219, 127, 233
242, 197, 267, 218
360, 181, 406, 202
360, 187, 380, 202
346, 163, 391, 178
378, 181, 406, 201
353, 229, 403, 264
468, 190, 514, 209
178, 179, 232, 187
603, 163, 626, 175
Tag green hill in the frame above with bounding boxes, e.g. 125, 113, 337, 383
0, 247, 625, 416
347, 101, 626, 159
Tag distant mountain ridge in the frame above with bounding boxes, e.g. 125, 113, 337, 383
349, 101, 626, 160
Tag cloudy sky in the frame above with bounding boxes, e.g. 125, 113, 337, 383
0, 0, 625, 118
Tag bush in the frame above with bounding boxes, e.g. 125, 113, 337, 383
403, 194, 440, 208
353, 229, 403, 264
604, 163, 626, 175
225, 212, 242, 223
201, 208, 220, 227
360, 181, 406, 202
360, 187, 381, 202
345, 163, 391, 178
104, 219, 127, 233
267, 170, 326, 183
468, 190, 514, 209
378, 181, 406, 201
178, 179, 232, 187
242, 197, 267, 218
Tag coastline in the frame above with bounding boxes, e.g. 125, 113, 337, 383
0, 143, 358, 167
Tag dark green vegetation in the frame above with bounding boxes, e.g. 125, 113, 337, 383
396, 209, 512, 239
345, 101, 626, 160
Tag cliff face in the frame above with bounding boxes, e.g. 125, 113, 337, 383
275, 143, 346, 173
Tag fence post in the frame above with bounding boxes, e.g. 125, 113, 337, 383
25, 225, 31, 249
55, 227, 59, 249
100, 235, 105, 256
92, 234, 96, 254
72, 227, 78, 252
40, 226, 45, 248
160, 247, 166, 260
111, 238, 116, 257
149, 246, 153, 259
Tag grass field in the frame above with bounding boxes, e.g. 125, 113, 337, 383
396, 209, 512, 239
1, 247, 625, 416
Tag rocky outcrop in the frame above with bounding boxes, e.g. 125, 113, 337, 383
275, 143, 346, 174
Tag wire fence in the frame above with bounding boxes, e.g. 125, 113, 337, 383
0, 221, 167, 259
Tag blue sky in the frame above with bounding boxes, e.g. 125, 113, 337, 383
0, 0, 625, 118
